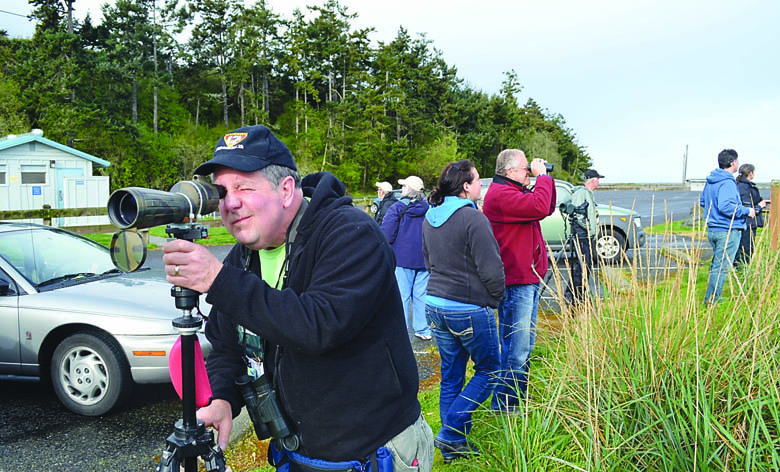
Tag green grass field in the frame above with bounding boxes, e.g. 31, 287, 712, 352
646, 220, 697, 235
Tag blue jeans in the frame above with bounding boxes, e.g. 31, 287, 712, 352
704, 229, 741, 304
396, 267, 431, 336
425, 305, 500, 444
491, 283, 540, 411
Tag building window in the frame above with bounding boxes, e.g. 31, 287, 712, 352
0, 165, 6, 184
21, 164, 47, 184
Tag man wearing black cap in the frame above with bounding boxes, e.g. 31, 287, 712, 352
564, 168, 603, 305
161, 125, 433, 470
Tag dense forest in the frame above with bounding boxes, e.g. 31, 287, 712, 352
0, 0, 591, 192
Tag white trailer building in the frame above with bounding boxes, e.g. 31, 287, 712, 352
0, 130, 111, 227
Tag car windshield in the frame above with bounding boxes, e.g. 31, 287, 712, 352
0, 227, 116, 287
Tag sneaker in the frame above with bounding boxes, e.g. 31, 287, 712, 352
414, 333, 433, 341
434, 438, 479, 464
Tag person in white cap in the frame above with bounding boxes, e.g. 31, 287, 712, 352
381, 175, 433, 340
374, 181, 397, 226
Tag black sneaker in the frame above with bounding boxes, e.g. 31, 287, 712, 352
434, 438, 479, 464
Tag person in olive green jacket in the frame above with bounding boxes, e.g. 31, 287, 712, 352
564, 169, 602, 305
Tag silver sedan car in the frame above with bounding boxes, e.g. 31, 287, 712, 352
0, 222, 210, 416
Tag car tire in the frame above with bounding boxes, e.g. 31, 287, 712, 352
596, 227, 626, 265
51, 332, 132, 416
370, 202, 379, 214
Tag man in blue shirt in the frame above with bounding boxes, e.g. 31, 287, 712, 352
700, 149, 755, 305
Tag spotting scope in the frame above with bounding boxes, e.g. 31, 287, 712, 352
107, 179, 225, 230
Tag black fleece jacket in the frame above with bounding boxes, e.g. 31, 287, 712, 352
203, 172, 420, 461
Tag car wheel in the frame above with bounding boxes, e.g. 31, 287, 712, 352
51, 332, 132, 416
596, 227, 626, 264
370, 202, 378, 214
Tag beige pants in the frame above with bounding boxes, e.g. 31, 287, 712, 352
383, 413, 434, 472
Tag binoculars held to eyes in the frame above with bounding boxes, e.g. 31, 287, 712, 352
526, 162, 555, 173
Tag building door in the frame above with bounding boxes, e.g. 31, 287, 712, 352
56, 168, 84, 208
55, 168, 83, 225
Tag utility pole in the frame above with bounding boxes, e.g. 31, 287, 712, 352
682, 144, 688, 186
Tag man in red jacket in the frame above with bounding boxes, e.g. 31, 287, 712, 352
482, 149, 556, 411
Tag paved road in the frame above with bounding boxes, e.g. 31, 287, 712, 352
595, 189, 700, 227
0, 380, 183, 471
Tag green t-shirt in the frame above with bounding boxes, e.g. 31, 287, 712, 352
259, 244, 287, 289
237, 244, 287, 376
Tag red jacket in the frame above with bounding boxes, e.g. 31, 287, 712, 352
482, 175, 556, 285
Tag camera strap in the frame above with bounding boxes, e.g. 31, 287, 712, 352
281, 198, 309, 289
236, 249, 265, 374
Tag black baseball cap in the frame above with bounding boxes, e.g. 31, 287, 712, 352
583, 169, 605, 179
194, 125, 297, 175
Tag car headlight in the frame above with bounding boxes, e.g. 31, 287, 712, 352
634, 217, 642, 228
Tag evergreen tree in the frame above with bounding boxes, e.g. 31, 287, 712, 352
3, 1, 591, 192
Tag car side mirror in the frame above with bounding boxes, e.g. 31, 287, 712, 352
0, 279, 10, 296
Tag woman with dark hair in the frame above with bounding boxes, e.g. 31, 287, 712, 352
735, 163, 769, 266
422, 160, 505, 463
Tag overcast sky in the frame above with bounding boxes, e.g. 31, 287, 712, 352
3, 0, 779, 183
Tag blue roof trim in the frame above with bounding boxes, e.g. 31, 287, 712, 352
0, 135, 111, 168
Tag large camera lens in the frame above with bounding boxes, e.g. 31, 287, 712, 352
110, 192, 139, 227
107, 181, 222, 230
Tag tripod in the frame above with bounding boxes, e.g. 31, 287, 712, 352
157, 225, 226, 472
541, 215, 581, 298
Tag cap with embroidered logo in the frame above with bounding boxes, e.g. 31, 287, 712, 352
195, 125, 297, 175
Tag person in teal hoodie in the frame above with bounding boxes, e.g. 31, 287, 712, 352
422, 160, 504, 463
700, 149, 755, 305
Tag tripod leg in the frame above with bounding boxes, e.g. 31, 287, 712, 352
541, 242, 571, 299
560, 234, 579, 306
157, 446, 181, 472
202, 444, 227, 472
200, 428, 226, 472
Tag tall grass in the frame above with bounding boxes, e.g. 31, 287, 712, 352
469, 224, 780, 471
